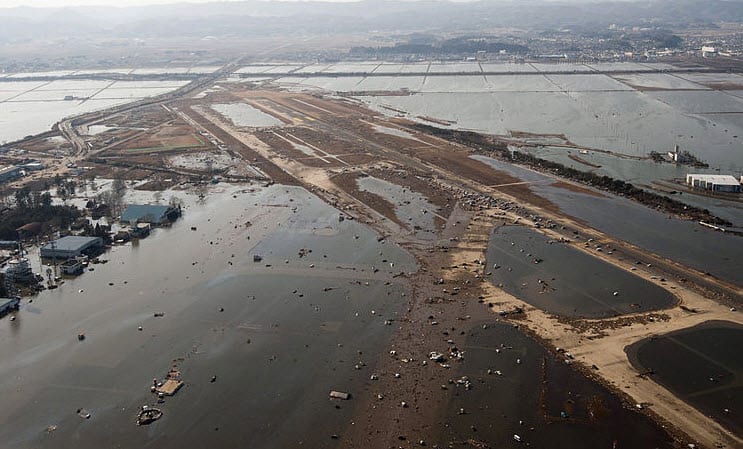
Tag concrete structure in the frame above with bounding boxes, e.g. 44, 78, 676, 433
121, 204, 180, 225
60, 259, 83, 275
41, 236, 103, 259
686, 174, 741, 193
0, 166, 22, 183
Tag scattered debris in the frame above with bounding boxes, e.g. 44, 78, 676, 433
329, 390, 350, 400
156, 379, 183, 396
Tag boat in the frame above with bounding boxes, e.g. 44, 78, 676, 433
136, 406, 163, 425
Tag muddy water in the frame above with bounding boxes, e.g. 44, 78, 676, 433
357, 176, 439, 240
627, 320, 743, 436
485, 226, 676, 318
210, 103, 284, 128
0, 184, 415, 449
434, 321, 675, 448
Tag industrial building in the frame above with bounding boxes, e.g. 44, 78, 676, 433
40, 236, 103, 259
686, 174, 741, 193
0, 166, 22, 183
120, 204, 181, 225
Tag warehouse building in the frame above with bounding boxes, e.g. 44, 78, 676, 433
41, 236, 103, 259
120, 204, 181, 225
686, 174, 741, 193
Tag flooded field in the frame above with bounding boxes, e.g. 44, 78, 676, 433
510, 146, 743, 225
434, 321, 675, 448
0, 79, 188, 143
358, 89, 743, 172
0, 183, 414, 449
627, 321, 743, 436
473, 155, 743, 285
269, 64, 742, 183
210, 103, 285, 128
485, 226, 676, 318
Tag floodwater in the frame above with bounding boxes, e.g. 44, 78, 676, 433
272, 67, 743, 231
434, 321, 675, 448
0, 183, 415, 449
357, 176, 439, 240
485, 226, 676, 318
0, 79, 188, 143
370, 123, 423, 143
473, 155, 743, 286
274, 66, 742, 179
210, 103, 284, 128
359, 89, 743, 172
520, 146, 743, 226
626, 320, 743, 436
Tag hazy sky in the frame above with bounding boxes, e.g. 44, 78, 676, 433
0, 0, 362, 7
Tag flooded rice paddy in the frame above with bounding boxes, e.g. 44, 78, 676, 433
0, 79, 188, 143
268, 61, 742, 175
627, 320, 743, 436
485, 226, 676, 318
358, 88, 743, 172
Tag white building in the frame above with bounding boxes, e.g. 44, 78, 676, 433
701, 46, 717, 58
686, 174, 741, 193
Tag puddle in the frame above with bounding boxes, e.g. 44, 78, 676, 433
357, 176, 439, 239
210, 103, 284, 128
